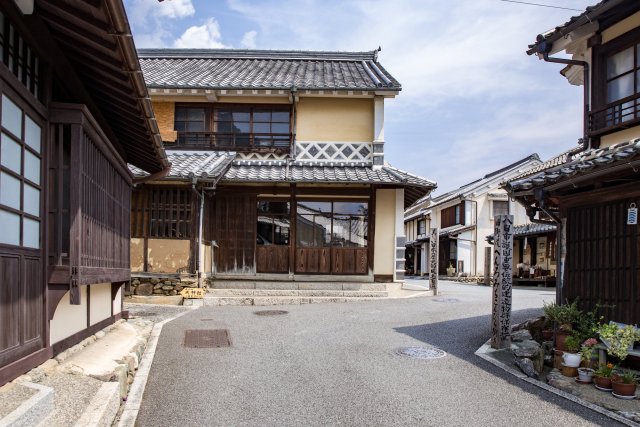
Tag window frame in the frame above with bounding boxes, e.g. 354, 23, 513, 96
491, 199, 510, 219
174, 103, 292, 151
591, 26, 640, 136
295, 199, 369, 248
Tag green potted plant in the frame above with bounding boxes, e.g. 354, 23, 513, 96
597, 322, 640, 361
545, 300, 582, 351
593, 363, 615, 391
611, 368, 638, 399
577, 338, 598, 383
562, 335, 581, 368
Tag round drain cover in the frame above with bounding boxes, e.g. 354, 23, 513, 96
254, 310, 289, 316
396, 346, 447, 359
433, 297, 460, 303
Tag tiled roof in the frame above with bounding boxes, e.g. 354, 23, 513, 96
527, 1, 630, 55
508, 145, 582, 182
486, 222, 556, 243
224, 160, 436, 189
130, 151, 235, 180
138, 49, 401, 91
506, 139, 640, 192
413, 154, 541, 211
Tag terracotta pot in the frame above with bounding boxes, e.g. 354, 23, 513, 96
555, 331, 569, 351
542, 330, 554, 341
594, 376, 612, 390
561, 364, 578, 377
612, 381, 637, 397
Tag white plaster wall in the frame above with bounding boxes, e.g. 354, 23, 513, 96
113, 286, 122, 315
89, 283, 112, 326
456, 230, 473, 274
50, 287, 88, 345
374, 189, 395, 276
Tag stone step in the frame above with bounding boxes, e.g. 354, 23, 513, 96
0, 382, 54, 427
204, 296, 384, 306
208, 281, 387, 292
207, 289, 388, 298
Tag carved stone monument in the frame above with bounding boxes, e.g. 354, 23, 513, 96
491, 215, 513, 349
429, 228, 439, 295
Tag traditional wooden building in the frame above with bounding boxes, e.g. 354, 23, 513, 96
0, 0, 168, 385
131, 49, 435, 286
404, 155, 540, 276
506, 0, 640, 324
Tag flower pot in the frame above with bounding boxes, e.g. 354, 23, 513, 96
594, 376, 612, 391
562, 352, 581, 368
577, 368, 594, 383
561, 364, 578, 377
611, 381, 637, 398
542, 329, 553, 341
555, 331, 569, 351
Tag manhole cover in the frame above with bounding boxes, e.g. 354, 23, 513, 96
395, 346, 447, 359
433, 298, 460, 303
183, 329, 230, 348
254, 310, 288, 316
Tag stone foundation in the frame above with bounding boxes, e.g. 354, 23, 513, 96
129, 277, 199, 297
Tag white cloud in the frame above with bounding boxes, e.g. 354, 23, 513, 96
156, 0, 195, 18
173, 18, 227, 48
240, 30, 257, 49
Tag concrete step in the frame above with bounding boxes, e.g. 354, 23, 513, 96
208, 281, 387, 292
207, 289, 388, 298
0, 382, 54, 427
204, 295, 384, 306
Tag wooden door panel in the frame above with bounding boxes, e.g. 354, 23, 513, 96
256, 246, 289, 273
214, 194, 256, 274
23, 257, 43, 345
332, 248, 368, 274
295, 248, 330, 274
0, 255, 20, 356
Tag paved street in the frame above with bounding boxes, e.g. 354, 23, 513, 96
135, 281, 620, 426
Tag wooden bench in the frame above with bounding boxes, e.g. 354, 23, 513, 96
595, 344, 640, 364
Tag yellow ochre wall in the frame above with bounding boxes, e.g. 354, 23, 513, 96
296, 98, 374, 142
152, 101, 177, 142
374, 189, 396, 276
602, 10, 640, 44
130, 238, 145, 272
147, 239, 191, 273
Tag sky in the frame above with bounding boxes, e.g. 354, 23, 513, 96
124, 0, 595, 195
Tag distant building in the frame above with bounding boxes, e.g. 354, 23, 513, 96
405, 155, 541, 277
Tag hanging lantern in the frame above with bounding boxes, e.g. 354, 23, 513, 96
628, 203, 638, 225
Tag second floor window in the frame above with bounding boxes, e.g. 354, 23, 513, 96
605, 43, 639, 125
492, 200, 509, 218
175, 105, 291, 150
441, 203, 464, 229
417, 219, 426, 235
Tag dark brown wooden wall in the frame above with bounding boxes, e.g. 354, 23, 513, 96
565, 198, 639, 324
213, 193, 257, 274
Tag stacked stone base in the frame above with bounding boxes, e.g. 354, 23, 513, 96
129, 277, 198, 297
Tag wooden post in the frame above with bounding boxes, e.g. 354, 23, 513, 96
491, 215, 513, 349
484, 247, 491, 286
429, 228, 439, 295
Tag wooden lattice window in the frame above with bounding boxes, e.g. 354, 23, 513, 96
131, 187, 192, 238
0, 10, 40, 99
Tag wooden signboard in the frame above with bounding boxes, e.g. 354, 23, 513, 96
180, 288, 206, 299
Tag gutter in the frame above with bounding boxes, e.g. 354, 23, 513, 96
541, 53, 590, 150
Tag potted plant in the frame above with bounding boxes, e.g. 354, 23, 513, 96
593, 363, 615, 391
544, 300, 582, 351
597, 322, 640, 361
562, 335, 582, 368
446, 262, 455, 277
611, 369, 638, 399
577, 338, 598, 383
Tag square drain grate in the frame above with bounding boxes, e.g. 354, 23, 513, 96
183, 329, 230, 348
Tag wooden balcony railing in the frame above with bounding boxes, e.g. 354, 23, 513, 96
175, 131, 292, 151
589, 92, 640, 136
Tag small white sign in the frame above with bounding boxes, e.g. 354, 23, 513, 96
628, 204, 638, 225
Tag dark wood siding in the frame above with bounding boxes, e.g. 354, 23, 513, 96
441, 202, 464, 229
213, 193, 256, 274
565, 198, 639, 324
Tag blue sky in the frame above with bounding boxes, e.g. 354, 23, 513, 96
125, 0, 594, 195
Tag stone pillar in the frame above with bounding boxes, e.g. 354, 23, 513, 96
372, 96, 384, 169
429, 228, 439, 294
394, 189, 406, 281
484, 247, 491, 286
491, 215, 513, 349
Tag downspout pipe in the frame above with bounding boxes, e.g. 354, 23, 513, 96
133, 165, 172, 185
192, 183, 205, 288
541, 52, 590, 151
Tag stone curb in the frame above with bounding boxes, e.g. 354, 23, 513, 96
0, 382, 53, 427
117, 308, 197, 427
72, 382, 120, 427
475, 341, 640, 427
